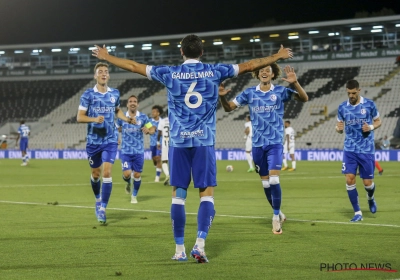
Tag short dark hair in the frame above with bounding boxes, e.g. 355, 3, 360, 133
285, 120, 291, 124
127, 95, 138, 102
252, 63, 281, 81
152, 105, 164, 115
346, 79, 359, 90
181, 34, 203, 59
20, 120, 25, 124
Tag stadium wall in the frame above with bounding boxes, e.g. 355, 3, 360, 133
1, 149, 399, 161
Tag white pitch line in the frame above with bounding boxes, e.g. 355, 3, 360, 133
0, 200, 399, 228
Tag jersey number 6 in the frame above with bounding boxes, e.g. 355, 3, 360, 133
184, 82, 203, 109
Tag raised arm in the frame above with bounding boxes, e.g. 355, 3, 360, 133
218, 83, 237, 112
238, 45, 293, 75
281, 65, 308, 102
92, 45, 147, 77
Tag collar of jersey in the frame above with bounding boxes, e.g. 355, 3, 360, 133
183, 59, 201, 64
256, 83, 275, 93
93, 85, 112, 94
347, 96, 364, 106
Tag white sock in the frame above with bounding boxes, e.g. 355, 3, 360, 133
292, 161, 296, 169
283, 159, 287, 167
162, 163, 170, 176
195, 238, 205, 250
355, 210, 362, 216
273, 214, 280, 221
246, 153, 253, 168
176, 244, 185, 253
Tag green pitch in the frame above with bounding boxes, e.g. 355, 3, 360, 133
0, 159, 399, 280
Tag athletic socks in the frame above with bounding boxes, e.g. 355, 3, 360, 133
245, 153, 254, 168
171, 198, 186, 247
162, 163, 170, 176
132, 177, 141, 197
101, 177, 112, 209
90, 175, 101, 199
346, 184, 360, 212
364, 183, 375, 200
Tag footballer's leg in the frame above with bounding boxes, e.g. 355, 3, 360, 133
131, 153, 145, 204
97, 144, 118, 224
88, 151, 102, 219
343, 152, 362, 222
169, 147, 191, 261
121, 154, 132, 195
361, 155, 377, 214
190, 146, 217, 263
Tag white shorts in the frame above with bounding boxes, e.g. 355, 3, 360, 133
245, 139, 252, 152
161, 139, 169, 161
284, 143, 295, 154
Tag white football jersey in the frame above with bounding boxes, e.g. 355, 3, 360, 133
285, 126, 295, 144
244, 121, 252, 140
157, 117, 170, 140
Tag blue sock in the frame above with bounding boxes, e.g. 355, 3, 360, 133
171, 198, 186, 245
91, 175, 101, 199
101, 177, 112, 208
156, 168, 161, 177
263, 186, 273, 207
364, 183, 375, 199
132, 177, 141, 197
197, 197, 216, 239
346, 184, 360, 212
270, 180, 282, 216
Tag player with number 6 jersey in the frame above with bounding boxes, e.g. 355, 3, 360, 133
92, 34, 293, 263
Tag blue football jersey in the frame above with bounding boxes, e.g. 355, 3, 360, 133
147, 59, 239, 147
18, 124, 30, 138
117, 111, 152, 155
337, 96, 379, 154
79, 86, 120, 145
233, 84, 297, 147
149, 118, 160, 146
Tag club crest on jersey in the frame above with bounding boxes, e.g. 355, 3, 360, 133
270, 94, 277, 101
110, 97, 116, 103
360, 108, 366, 115
136, 120, 142, 126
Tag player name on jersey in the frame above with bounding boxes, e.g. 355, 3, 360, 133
171, 71, 214, 79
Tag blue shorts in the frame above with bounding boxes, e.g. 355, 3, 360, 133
20, 138, 28, 152
86, 143, 118, 168
150, 145, 161, 158
169, 146, 216, 188
120, 153, 144, 173
252, 144, 283, 176
342, 151, 375, 179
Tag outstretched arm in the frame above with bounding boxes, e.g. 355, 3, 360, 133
218, 83, 237, 112
237, 45, 293, 75
116, 108, 135, 124
92, 45, 147, 77
281, 65, 308, 102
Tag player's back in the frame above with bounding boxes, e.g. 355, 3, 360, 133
148, 61, 237, 147
18, 124, 30, 138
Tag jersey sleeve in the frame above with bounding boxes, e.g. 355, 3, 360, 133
157, 119, 164, 131
146, 65, 169, 85
281, 87, 298, 102
115, 118, 123, 128
337, 105, 344, 122
79, 91, 90, 111
214, 64, 239, 81
233, 91, 249, 107
371, 102, 379, 120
